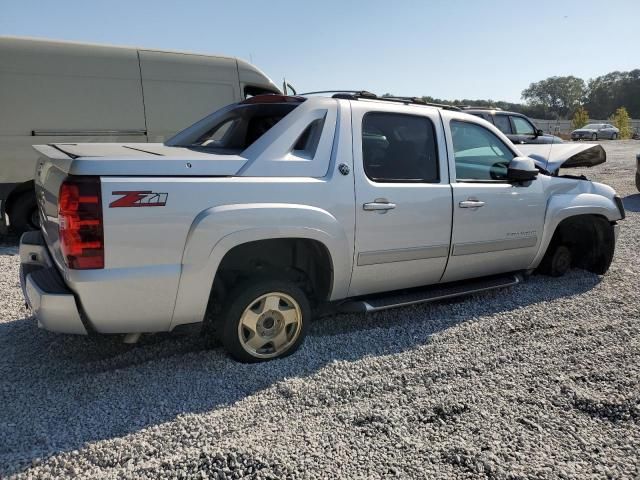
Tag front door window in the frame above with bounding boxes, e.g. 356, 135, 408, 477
451, 120, 515, 181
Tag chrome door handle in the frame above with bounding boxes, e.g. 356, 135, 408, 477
363, 201, 396, 211
459, 199, 485, 208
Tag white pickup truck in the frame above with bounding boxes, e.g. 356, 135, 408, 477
20, 92, 625, 362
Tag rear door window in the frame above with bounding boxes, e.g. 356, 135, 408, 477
362, 112, 439, 183
493, 115, 512, 134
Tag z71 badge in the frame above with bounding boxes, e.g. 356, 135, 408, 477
109, 191, 168, 208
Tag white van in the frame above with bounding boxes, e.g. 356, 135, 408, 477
0, 36, 280, 232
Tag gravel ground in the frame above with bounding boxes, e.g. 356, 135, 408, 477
1, 141, 639, 479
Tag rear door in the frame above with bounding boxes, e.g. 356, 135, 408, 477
349, 102, 452, 296
440, 112, 546, 283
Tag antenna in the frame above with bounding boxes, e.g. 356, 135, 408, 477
545, 112, 562, 171
282, 78, 297, 95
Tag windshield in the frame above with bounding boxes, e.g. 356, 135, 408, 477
583, 124, 603, 129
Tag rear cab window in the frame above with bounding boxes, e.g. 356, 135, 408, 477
166, 95, 306, 153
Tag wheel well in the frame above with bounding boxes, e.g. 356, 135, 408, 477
547, 214, 615, 274
5, 180, 35, 217
213, 238, 333, 305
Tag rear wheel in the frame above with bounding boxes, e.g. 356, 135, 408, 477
217, 278, 310, 362
9, 192, 39, 232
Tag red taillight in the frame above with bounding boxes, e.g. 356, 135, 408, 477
58, 176, 104, 269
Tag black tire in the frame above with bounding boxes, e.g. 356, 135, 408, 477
538, 244, 572, 277
583, 217, 615, 275
217, 278, 311, 363
8, 192, 39, 233
591, 133, 597, 141
611, 133, 617, 140
636, 172, 640, 192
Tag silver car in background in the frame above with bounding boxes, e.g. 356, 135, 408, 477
571, 123, 619, 141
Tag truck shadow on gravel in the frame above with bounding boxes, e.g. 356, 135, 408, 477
0, 269, 602, 475
622, 193, 640, 212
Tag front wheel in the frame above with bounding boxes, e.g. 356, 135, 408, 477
611, 133, 617, 140
636, 172, 640, 192
218, 279, 310, 362
538, 244, 572, 277
591, 133, 597, 141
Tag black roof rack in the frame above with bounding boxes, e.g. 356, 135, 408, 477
298, 90, 461, 111
298, 90, 375, 97
459, 105, 503, 111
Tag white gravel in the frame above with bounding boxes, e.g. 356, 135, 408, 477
1, 141, 639, 479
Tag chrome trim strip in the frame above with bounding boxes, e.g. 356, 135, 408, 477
32, 130, 147, 137
453, 236, 538, 256
357, 244, 449, 266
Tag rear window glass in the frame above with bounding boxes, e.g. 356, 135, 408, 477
362, 112, 439, 183
166, 101, 303, 153
493, 115, 512, 134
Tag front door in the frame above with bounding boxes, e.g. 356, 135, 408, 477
440, 113, 546, 283
349, 102, 453, 296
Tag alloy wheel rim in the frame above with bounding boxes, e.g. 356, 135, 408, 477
238, 292, 302, 359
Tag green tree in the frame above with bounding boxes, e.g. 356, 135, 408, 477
610, 107, 632, 139
585, 70, 640, 118
521, 76, 586, 118
571, 106, 589, 129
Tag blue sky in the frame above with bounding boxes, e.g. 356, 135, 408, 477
2, 0, 638, 102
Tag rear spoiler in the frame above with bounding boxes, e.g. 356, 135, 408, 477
518, 143, 605, 173
33, 144, 76, 160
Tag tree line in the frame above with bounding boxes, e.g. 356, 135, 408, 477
522, 70, 640, 119
410, 69, 640, 120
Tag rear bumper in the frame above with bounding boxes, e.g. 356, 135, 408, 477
19, 231, 88, 335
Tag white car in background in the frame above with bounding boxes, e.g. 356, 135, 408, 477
571, 123, 619, 141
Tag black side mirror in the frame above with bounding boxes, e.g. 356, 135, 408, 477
507, 157, 538, 182
535, 129, 544, 137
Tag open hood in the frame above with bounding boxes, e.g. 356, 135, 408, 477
517, 143, 606, 173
